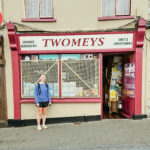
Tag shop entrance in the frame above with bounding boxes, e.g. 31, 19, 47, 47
103, 53, 135, 119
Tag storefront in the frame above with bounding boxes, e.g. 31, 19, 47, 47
6, 18, 146, 122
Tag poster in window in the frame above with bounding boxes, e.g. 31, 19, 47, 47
39, 55, 59, 60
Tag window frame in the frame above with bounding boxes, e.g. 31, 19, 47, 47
20, 54, 101, 99
148, 0, 150, 14
22, 0, 56, 22
98, 0, 134, 21
60, 58, 100, 98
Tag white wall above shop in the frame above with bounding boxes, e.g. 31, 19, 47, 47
2, 0, 149, 31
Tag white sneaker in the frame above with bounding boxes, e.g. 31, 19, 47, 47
42, 124, 48, 129
37, 125, 42, 131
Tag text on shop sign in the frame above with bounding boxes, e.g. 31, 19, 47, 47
19, 33, 133, 51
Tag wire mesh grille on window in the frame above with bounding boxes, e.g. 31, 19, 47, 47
21, 59, 100, 98
21, 60, 59, 98
61, 59, 100, 98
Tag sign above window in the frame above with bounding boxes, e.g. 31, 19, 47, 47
19, 33, 134, 51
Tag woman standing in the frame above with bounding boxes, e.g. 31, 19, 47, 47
34, 74, 51, 131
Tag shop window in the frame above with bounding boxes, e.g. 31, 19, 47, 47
24, 0, 54, 20
102, 0, 131, 17
61, 54, 100, 98
21, 55, 59, 98
20, 54, 100, 99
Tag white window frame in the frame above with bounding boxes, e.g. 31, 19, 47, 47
102, 0, 131, 17
24, 0, 54, 19
148, 0, 150, 14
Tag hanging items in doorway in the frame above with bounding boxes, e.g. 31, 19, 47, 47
109, 56, 123, 113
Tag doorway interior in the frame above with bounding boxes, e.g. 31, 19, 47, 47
102, 53, 134, 119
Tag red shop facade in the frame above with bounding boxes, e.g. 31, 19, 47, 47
7, 18, 147, 122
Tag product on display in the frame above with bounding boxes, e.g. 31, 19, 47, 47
23, 82, 30, 97
22, 55, 31, 60
61, 54, 80, 60
29, 83, 35, 96
79, 87, 83, 96
23, 82, 35, 97
114, 56, 122, 63
62, 82, 69, 96
81, 54, 93, 59
108, 56, 123, 113
68, 82, 76, 96
39, 55, 59, 60
31, 55, 39, 60
48, 83, 54, 97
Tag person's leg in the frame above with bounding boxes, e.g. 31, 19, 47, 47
42, 107, 48, 129
37, 107, 42, 130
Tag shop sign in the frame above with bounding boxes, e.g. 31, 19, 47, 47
19, 33, 133, 51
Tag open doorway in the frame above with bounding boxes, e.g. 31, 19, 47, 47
103, 53, 134, 119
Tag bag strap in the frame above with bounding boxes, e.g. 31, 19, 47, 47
38, 83, 41, 95
45, 82, 48, 88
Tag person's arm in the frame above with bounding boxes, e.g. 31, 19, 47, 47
34, 84, 39, 105
47, 85, 51, 104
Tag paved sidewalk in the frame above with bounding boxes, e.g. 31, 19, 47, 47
0, 119, 150, 150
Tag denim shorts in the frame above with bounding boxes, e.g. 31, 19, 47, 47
39, 102, 49, 108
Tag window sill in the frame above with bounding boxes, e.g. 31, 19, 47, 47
98, 16, 134, 21
20, 98, 101, 103
21, 18, 56, 22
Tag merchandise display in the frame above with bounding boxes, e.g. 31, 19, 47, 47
61, 54, 80, 60
103, 55, 135, 115
23, 82, 35, 97
109, 57, 123, 113
48, 83, 59, 97
31, 55, 39, 60
21, 54, 99, 98
103, 56, 123, 114
39, 54, 59, 60
22, 55, 31, 60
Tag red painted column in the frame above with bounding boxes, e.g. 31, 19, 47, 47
59, 54, 62, 98
7, 22, 21, 119
134, 18, 146, 115
11, 51, 21, 119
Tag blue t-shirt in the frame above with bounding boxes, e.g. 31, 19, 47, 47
34, 83, 51, 104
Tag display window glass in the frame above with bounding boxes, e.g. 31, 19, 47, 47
20, 54, 100, 99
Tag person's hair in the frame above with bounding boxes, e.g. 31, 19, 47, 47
39, 74, 46, 81
40, 74, 46, 77
38, 74, 48, 95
